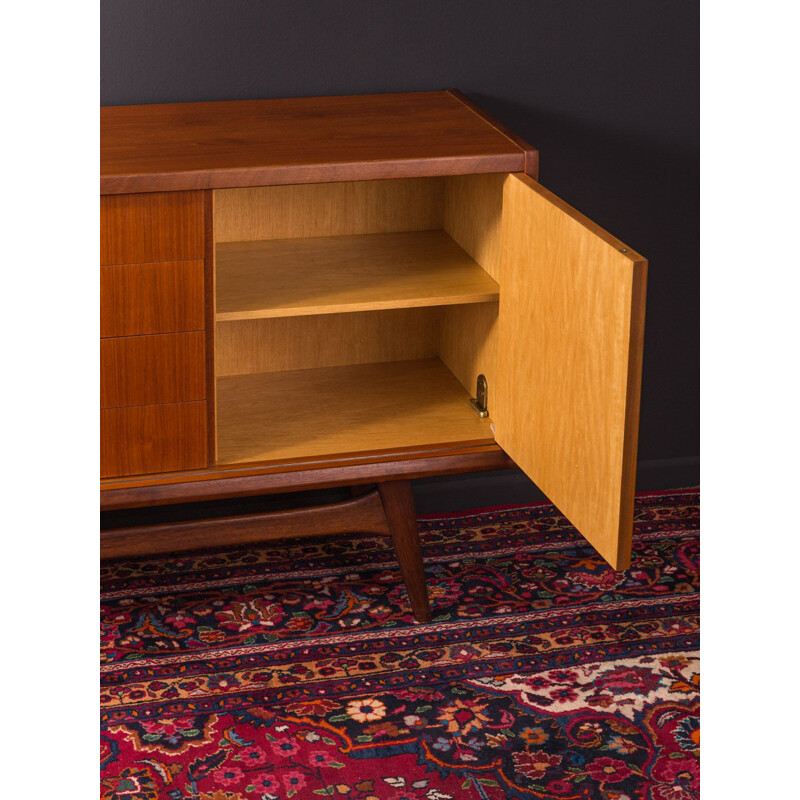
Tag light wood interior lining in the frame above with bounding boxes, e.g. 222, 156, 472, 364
216, 359, 494, 466
438, 303, 499, 402
215, 231, 499, 321
215, 308, 443, 376
438, 174, 506, 395
443, 174, 505, 281
212, 174, 508, 462
214, 178, 444, 242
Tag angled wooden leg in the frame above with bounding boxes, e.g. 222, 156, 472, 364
378, 480, 432, 623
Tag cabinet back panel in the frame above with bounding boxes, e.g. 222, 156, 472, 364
214, 179, 444, 242
215, 308, 441, 377
443, 173, 505, 281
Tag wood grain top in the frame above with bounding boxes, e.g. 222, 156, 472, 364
215, 231, 499, 321
101, 91, 527, 194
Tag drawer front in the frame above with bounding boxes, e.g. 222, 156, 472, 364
101, 260, 205, 338
101, 191, 204, 266
101, 402, 207, 478
101, 332, 206, 408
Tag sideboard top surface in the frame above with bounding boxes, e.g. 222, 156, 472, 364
100, 90, 528, 194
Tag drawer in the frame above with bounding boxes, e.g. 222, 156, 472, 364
101, 332, 206, 408
100, 260, 205, 337
100, 191, 204, 266
101, 401, 208, 478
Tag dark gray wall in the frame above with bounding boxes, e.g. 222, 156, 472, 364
101, 0, 699, 491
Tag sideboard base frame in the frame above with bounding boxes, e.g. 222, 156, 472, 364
101, 479, 432, 622
100, 444, 513, 510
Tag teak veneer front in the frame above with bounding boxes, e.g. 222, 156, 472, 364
100, 260, 205, 338
101, 402, 208, 479
100, 91, 647, 619
100, 192, 204, 264
100, 332, 206, 409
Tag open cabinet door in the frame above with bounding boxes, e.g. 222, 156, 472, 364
493, 174, 647, 570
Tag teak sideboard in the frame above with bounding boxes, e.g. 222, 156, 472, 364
100, 90, 647, 622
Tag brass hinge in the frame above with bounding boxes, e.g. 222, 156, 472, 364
470, 374, 488, 418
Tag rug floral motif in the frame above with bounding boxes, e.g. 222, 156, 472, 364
101, 489, 699, 799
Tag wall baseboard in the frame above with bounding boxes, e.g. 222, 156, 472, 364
412, 456, 699, 514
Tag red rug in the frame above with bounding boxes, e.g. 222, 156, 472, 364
100, 488, 699, 799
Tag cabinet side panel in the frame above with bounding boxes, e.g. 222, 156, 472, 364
216, 308, 441, 377
100, 191, 204, 265
214, 179, 444, 242
438, 303, 498, 398
101, 402, 208, 478
443, 174, 505, 281
439, 174, 505, 394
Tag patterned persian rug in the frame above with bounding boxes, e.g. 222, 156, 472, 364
100, 489, 699, 800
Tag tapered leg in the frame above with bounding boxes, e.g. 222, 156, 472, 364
378, 480, 432, 623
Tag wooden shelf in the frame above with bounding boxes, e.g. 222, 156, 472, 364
216, 359, 494, 465
215, 230, 499, 321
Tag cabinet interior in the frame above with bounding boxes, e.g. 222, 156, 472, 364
213, 174, 507, 465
